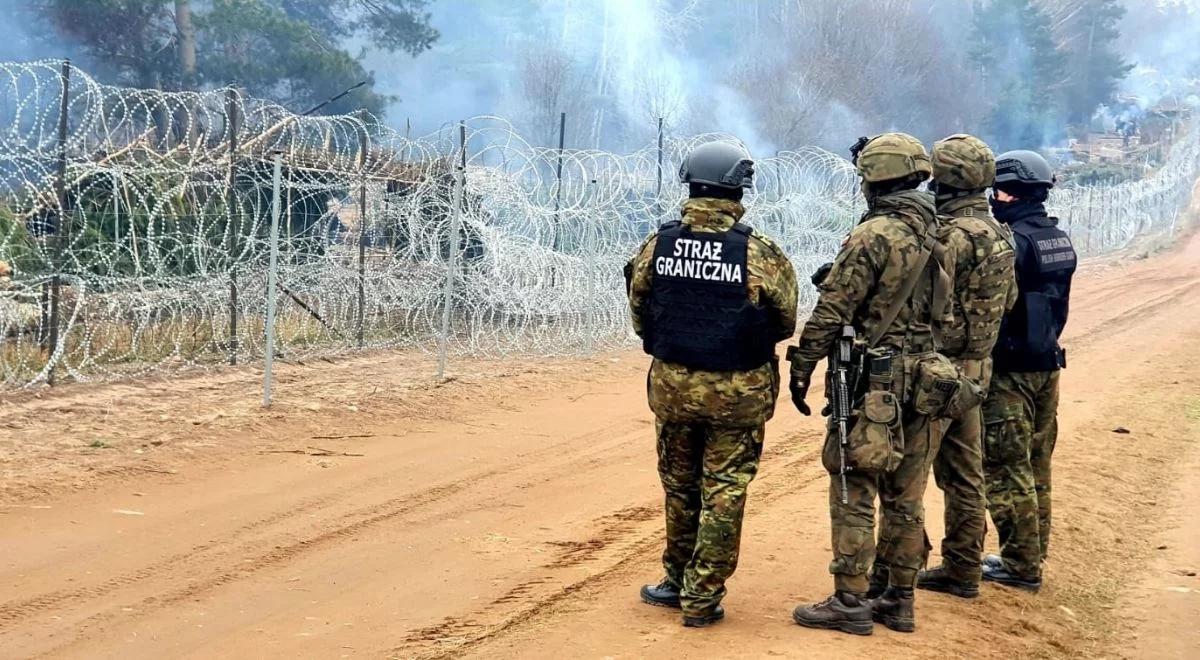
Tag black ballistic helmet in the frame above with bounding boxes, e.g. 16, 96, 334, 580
679, 141, 755, 190
994, 150, 1055, 188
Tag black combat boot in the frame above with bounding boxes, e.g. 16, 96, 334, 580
917, 565, 980, 599
982, 562, 1041, 593
682, 604, 724, 628
983, 553, 1003, 570
866, 565, 890, 599
792, 591, 874, 636
639, 578, 681, 608
868, 586, 915, 633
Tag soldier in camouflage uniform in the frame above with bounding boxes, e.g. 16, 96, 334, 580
790, 133, 953, 635
981, 150, 1076, 593
626, 141, 799, 628
911, 135, 1017, 599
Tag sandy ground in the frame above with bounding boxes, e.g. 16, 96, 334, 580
2, 229, 1199, 659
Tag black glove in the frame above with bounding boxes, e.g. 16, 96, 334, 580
810, 262, 834, 287
789, 371, 811, 416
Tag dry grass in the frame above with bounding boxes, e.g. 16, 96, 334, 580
1, 306, 424, 387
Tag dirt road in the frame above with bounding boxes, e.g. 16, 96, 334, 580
2, 230, 1199, 659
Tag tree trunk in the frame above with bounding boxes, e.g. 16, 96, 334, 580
175, 0, 197, 89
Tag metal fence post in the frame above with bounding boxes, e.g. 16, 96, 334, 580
553, 111, 566, 251
1105, 185, 1114, 249
46, 59, 71, 386
112, 171, 121, 243
655, 117, 663, 217
356, 127, 368, 348
1085, 186, 1095, 256
436, 121, 466, 380
225, 85, 241, 365
263, 151, 284, 406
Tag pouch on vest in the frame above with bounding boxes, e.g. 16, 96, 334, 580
911, 353, 962, 418
961, 245, 1016, 357
824, 389, 903, 474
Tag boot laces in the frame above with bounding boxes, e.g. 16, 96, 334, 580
816, 593, 840, 609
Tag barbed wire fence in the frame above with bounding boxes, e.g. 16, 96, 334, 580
0, 60, 1196, 391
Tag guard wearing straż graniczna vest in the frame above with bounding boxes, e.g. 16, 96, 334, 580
626, 140, 798, 628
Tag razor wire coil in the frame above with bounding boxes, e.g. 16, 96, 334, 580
0, 60, 1196, 388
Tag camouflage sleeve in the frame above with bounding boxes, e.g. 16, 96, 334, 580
944, 227, 971, 291
790, 223, 882, 376
751, 234, 799, 342
939, 225, 968, 321
627, 235, 657, 337
1003, 269, 1019, 313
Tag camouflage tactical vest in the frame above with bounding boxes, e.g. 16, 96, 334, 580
938, 203, 1016, 359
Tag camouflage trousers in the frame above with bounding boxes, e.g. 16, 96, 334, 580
929, 403, 986, 582
982, 370, 1060, 579
830, 410, 942, 594
656, 419, 763, 616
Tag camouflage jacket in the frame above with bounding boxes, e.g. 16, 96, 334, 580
936, 194, 1018, 361
790, 189, 945, 379
627, 197, 799, 426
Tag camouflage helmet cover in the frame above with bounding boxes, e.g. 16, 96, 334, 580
679, 141, 755, 189
932, 133, 996, 190
853, 132, 932, 183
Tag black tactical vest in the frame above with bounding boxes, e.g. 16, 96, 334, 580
642, 221, 773, 371
993, 211, 1077, 373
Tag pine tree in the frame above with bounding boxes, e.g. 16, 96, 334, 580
18, 0, 439, 116
970, 0, 1067, 149
1051, 0, 1132, 125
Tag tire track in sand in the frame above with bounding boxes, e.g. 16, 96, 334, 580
4, 417, 652, 656
388, 431, 825, 659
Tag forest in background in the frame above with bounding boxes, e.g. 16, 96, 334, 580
0, 1, 1197, 154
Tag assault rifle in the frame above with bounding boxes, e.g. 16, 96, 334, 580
828, 325, 857, 504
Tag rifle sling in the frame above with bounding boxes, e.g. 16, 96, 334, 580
865, 234, 937, 349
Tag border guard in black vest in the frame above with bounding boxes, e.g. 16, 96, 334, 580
981, 150, 1076, 593
626, 141, 798, 628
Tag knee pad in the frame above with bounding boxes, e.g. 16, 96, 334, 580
830, 522, 873, 576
